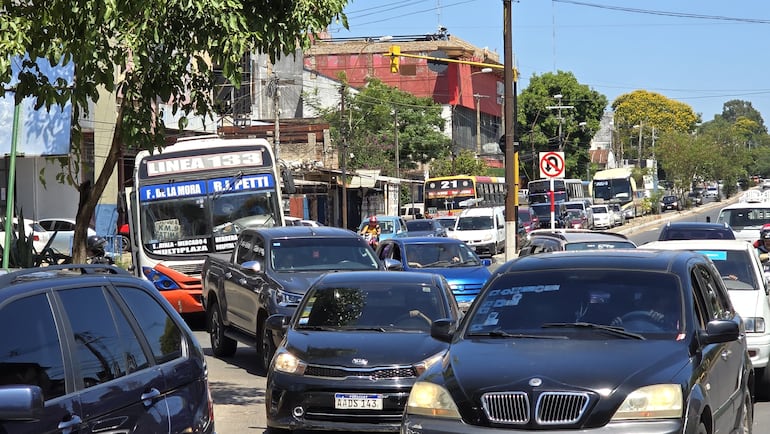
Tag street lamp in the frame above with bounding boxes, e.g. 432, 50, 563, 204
471, 68, 494, 158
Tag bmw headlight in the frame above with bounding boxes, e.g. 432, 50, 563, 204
612, 384, 682, 420
273, 349, 307, 375
744, 317, 766, 333
406, 381, 461, 419
276, 288, 303, 306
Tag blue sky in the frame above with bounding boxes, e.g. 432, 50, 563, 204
330, 0, 770, 123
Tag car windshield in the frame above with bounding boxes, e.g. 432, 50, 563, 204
404, 243, 481, 267
466, 269, 682, 337
271, 238, 380, 271
697, 250, 759, 290
436, 218, 457, 229
456, 216, 493, 230
296, 283, 447, 331
564, 241, 635, 250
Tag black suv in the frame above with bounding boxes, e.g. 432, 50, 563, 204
0, 264, 214, 433
518, 229, 636, 256
404, 249, 754, 433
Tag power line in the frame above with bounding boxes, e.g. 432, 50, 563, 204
553, 0, 770, 24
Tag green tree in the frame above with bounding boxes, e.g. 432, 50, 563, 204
656, 131, 718, 194
516, 71, 607, 180
719, 99, 767, 134
0, 0, 348, 262
612, 90, 699, 163
429, 149, 488, 177
307, 77, 450, 177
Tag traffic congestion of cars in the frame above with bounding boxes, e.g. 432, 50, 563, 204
2, 187, 767, 434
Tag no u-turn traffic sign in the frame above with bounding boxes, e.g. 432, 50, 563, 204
539, 151, 565, 179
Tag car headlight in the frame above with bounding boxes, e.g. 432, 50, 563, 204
744, 317, 766, 333
414, 351, 446, 376
611, 384, 682, 420
482, 234, 493, 241
406, 381, 461, 419
276, 288, 303, 306
273, 349, 307, 375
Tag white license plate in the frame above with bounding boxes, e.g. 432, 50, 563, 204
334, 393, 383, 410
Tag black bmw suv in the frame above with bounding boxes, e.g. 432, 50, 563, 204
403, 249, 753, 433
0, 265, 214, 433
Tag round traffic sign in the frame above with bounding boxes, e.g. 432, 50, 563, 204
540, 152, 565, 178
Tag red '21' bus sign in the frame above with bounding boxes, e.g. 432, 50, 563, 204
539, 151, 565, 179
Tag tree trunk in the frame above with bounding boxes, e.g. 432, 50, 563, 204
72, 100, 126, 264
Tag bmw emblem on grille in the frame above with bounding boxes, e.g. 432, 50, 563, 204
529, 378, 543, 387
352, 358, 368, 366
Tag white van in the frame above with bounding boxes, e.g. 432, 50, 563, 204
399, 202, 424, 221
453, 207, 505, 256
717, 189, 770, 241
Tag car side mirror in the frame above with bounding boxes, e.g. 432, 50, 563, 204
266, 314, 290, 331
241, 260, 263, 273
383, 258, 403, 271
430, 318, 454, 343
481, 258, 492, 267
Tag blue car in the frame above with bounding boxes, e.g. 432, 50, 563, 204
357, 215, 409, 241
375, 237, 492, 310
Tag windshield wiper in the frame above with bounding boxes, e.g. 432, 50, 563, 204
297, 325, 339, 331
541, 322, 645, 340
467, 329, 567, 339
346, 326, 388, 332
211, 171, 244, 201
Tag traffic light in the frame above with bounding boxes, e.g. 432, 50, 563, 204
388, 45, 400, 73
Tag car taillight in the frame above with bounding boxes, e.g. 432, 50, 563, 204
33, 235, 39, 241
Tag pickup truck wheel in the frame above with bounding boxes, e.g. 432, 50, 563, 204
208, 302, 237, 357
260, 321, 277, 373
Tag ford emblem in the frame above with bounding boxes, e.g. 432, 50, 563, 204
529, 378, 542, 387
352, 358, 368, 366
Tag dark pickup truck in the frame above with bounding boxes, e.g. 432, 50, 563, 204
201, 226, 390, 372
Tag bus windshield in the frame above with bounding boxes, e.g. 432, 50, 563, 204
593, 178, 632, 203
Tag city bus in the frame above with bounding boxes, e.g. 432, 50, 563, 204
127, 135, 287, 317
527, 178, 586, 204
590, 167, 643, 219
423, 175, 507, 217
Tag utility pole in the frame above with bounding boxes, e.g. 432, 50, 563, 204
546, 94, 574, 151
637, 120, 643, 168
474, 93, 489, 158
340, 84, 348, 229
273, 74, 281, 159
503, 0, 518, 260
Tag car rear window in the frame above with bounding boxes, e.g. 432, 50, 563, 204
564, 241, 636, 250
271, 238, 380, 271
407, 221, 433, 231
697, 250, 758, 290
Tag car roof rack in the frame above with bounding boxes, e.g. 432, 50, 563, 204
0, 264, 130, 286
739, 190, 770, 203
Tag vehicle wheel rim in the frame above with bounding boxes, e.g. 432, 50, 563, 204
262, 326, 272, 370
211, 309, 221, 348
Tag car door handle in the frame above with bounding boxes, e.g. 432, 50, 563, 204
721, 349, 732, 360
142, 387, 161, 407
58, 414, 83, 433
238, 278, 248, 286
225, 271, 232, 279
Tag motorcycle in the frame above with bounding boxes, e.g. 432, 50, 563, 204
363, 232, 379, 250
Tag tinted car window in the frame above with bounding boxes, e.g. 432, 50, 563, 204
298, 283, 447, 331
468, 269, 682, 335
0, 293, 66, 400
406, 220, 433, 232
564, 241, 636, 250
117, 285, 183, 363
59, 286, 150, 387
271, 238, 380, 271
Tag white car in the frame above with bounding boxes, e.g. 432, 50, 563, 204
642, 239, 770, 397
0, 218, 51, 254
284, 216, 323, 227
589, 205, 613, 229
37, 218, 97, 255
